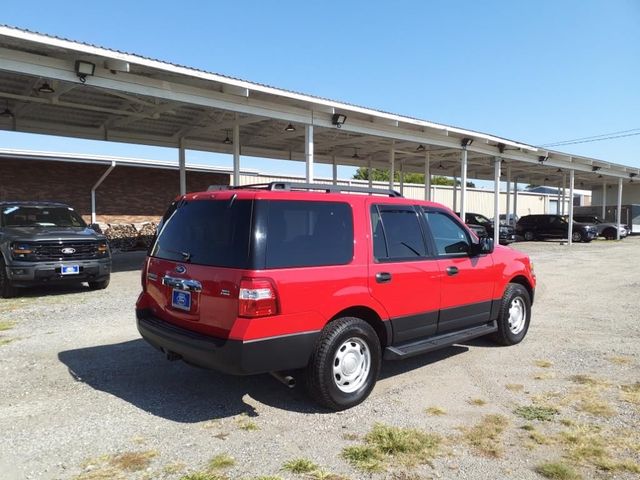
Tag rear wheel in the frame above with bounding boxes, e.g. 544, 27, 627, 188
603, 228, 617, 240
491, 283, 531, 346
571, 231, 583, 243
0, 258, 17, 298
88, 276, 110, 290
523, 231, 535, 241
305, 317, 381, 410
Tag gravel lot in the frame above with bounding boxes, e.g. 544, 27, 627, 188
1, 239, 639, 480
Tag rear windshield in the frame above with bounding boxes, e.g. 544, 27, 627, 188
151, 199, 253, 268
1, 205, 86, 228
264, 200, 353, 268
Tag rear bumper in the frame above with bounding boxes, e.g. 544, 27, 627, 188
136, 309, 320, 375
6, 257, 111, 286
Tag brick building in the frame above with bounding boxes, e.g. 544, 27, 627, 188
0, 150, 230, 224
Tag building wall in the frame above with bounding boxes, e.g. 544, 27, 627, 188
592, 183, 640, 206
0, 159, 229, 224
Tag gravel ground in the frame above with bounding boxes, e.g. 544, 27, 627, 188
1, 239, 639, 480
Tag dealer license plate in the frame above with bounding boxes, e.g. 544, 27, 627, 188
172, 289, 192, 311
61, 265, 80, 275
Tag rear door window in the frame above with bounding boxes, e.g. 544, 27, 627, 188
151, 199, 253, 268
371, 205, 428, 261
264, 201, 353, 268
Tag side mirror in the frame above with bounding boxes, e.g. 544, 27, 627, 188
471, 237, 494, 256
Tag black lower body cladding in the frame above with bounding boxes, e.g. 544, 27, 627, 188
6, 258, 111, 287
136, 309, 320, 375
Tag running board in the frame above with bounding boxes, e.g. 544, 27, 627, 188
384, 322, 498, 360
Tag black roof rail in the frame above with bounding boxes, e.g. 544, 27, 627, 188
207, 182, 403, 197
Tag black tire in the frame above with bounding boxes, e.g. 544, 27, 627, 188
305, 317, 381, 410
603, 228, 617, 240
88, 276, 110, 290
0, 257, 18, 299
523, 231, 535, 241
491, 283, 531, 346
571, 231, 583, 243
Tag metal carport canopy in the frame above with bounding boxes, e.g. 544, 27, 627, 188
0, 24, 638, 243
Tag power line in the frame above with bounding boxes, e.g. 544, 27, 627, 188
541, 128, 640, 147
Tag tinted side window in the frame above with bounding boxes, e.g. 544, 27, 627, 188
423, 210, 471, 256
265, 201, 353, 268
151, 199, 252, 268
372, 206, 427, 261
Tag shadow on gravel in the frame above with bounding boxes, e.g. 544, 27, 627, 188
111, 251, 147, 273
58, 339, 470, 421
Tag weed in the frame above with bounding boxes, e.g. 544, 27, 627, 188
505, 384, 524, 392
250, 477, 283, 480
535, 359, 553, 368
569, 375, 609, 387
620, 382, 640, 405
520, 424, 535, 431
282, 458, 318, 474
208, 454, 235, 470
468, 398, 486, 406
74, 467, 126, 480
424, 406, 446, 416
608, 355, 633, 365
109, 450, 157, 471
0, 320, 15, 331
514, 405, 559, 421
341, 432, 359, 441
0, 337, 15, 346
237, 419, 259, 431
461, 414, 508, 457
164, 462, 186, 474
576, 397, 614, 417
342, 445, 384, 473
308, 470, 348, 480
180, 473, 227, 480
535, 461, 581, 480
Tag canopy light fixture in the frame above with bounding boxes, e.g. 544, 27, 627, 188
352, 148, 360, 159
75, 60, 95, 83
284, 123, 296, 132
437, 163, 445, 170
592, 166, 601, 172
416, 144, 426, 152
331, 113, 347, 128
630, 173, 637, 178
598, 174, 603, 178
544, 177, 550, 182
461, 138, 473, 148
38, 82, 55, 94
538, 155, 549, 164
0, 100, 13, 118
497, 143, 506, 154
223, 130, 232, 145
556, 168, 563, 173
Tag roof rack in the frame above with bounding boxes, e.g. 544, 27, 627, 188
208, 182, 403, 197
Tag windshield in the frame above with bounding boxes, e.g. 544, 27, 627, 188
1, 205, 86, 228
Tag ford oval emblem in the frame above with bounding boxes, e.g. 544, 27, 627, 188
61, 247, 76, 254
175, 265, 187, 274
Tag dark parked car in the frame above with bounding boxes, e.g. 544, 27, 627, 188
456, 212, 516, 245
573, 215, 628, 240
516, 214, 598, 243
0, 201, 111, 298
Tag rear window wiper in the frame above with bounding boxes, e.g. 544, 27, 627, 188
163, 248, 192, 262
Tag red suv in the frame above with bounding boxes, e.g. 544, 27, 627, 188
136, 183, 535, 410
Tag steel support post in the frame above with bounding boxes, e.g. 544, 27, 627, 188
424, 152, 431, 201
568, 169, 575, 245
367, 158, 373, 189
460, 148, 468, 222
305, 124, 314, 183
616, 177, 623, 240
389, 146, 395, 191
332, 155, 337, 185
493, 157, 501, 246
179, 137, 186, 195
602, 180, 607, 220
505, 165, 511, 224
232, 121, 240, 186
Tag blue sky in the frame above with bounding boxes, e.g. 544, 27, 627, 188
1, 0, 639, 179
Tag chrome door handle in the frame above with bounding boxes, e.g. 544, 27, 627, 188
446, 266, 459, 276
162, 275, 202, 292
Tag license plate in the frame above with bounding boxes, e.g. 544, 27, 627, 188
172, 289, 191, 311
61, 265, 80, 275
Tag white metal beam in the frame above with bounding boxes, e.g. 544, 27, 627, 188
305, 124, 314, 182
616, 178, 623, 240
493, 157, 501, 245
424, 152, 431, 201
460, 148, 468, 223
179, 138, 186, 195
233, 118, 240, 186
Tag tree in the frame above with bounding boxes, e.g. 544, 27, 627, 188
352, 168, 475, 187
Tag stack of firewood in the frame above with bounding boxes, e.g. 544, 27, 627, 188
104, 224, 138, 251
137, 222, 158, 248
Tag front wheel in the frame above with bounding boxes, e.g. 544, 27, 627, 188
523, 231, 535, 241
88, 276, 110, 290
0, 258, 17, 298
603, 228, 617, 240
571, 231, 583, 243
305, 317, 381, 410
491, 283, 531, 346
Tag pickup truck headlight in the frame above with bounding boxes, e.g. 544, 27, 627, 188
11, 242, 34, 259
97, 242, 109, 255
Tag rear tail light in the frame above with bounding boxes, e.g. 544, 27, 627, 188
239, 277, 278, 318
141, 258, 150, 292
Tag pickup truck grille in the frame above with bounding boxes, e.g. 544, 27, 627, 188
30, 241, 102, 261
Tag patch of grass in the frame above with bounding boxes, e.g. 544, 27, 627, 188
208, 454, 235, 470
0, 320, 15, 331
514, 405, 559, 422
0, 337, 15, 346
620, 382, 640, 405
569, 374, 609, 387
250, 477, 283, 480
342, 445, 384, 473
180, 473, 227, 480
236, 418, 259, 431
576, 397, 614, 417
608, 355, 634, 365
308, 470, 349, 480
529, 429, 553, 445
461, 414, 509, 457
594, 458, 640, 473
468, 398, 486, 406
535, 461, 581, 479
535, 359, 553, 368
424, 406, 446, 416
520, 424, 535, 431
163, 462, 186, 474
74, 468, 126, 480
282, 458, 318, 474
109, 450, 157, 472
365, 423, 441, 466
505, 383, 524, 392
